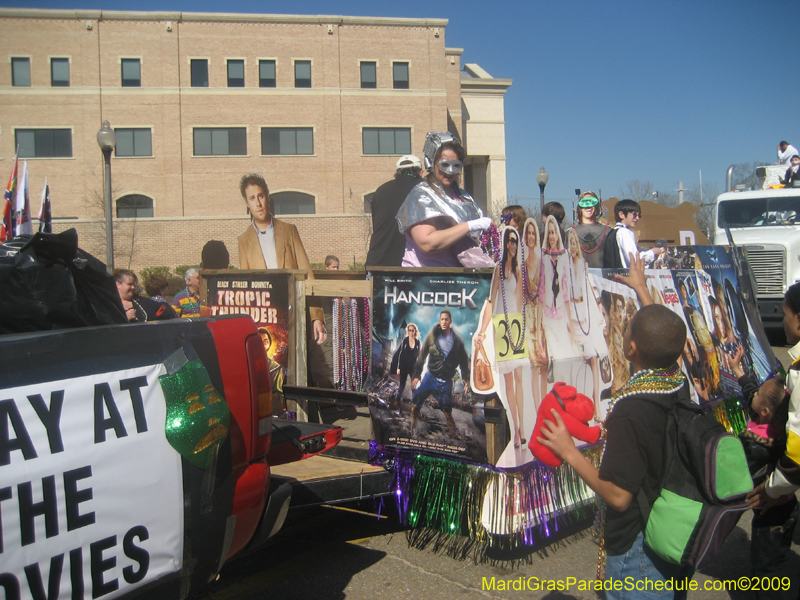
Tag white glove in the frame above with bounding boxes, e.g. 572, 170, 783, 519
467, 217, 493, 232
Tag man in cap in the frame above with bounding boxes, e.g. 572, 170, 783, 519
570, 191, 610, 269
365, 155, 423, 267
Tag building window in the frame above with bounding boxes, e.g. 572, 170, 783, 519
393, 62, 409, 89
114, 128, 152, 157
364, 192, 374, 214
362, 128, 411, 155
50, 58, 69, 87
261, 128, 313, 155
15, 129, 72, 158
11, 57, 30, 87
193, 128, 247, 156
190, 59, 208, 87
259, 60, 276, 87
360, 61, 376, 89
116, 194, 154, 218
121, 58, 141, 87
294, 60, 311, 88
271, 191, 315, 215
227, 59, 244, 87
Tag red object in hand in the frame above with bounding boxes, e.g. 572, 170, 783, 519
528, 381, 601, 467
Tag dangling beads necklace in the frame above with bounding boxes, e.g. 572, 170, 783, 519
332, 298, 368, 391
332, 299, 340, 385
131, 299, 147, 322
185, 287, 200, 316
362, 298, 371, 382
525, 248, 544, 303
499, 237, 526, 353
480, 224, 501, 264
567, 255, 591, 336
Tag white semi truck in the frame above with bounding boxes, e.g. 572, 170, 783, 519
712, 164, 800, 330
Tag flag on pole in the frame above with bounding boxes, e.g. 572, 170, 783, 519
38, 178, 51, 233
1, 153, 18, 241
15, 160, 32, 235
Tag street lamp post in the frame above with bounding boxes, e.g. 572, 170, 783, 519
96, 121, 117, 272
536, 166, 549, 213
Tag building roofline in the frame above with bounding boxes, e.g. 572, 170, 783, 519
461, 78, 513, 90
0, 7, 448, 27
461, 64, 512, 90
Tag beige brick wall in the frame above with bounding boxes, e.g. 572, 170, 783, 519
0, 10, 486, 272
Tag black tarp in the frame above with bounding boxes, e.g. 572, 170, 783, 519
0, 228, 127, 334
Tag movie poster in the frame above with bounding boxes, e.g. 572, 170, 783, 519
643, 266, 700, 404
603, 244, 773, 406
592, 271, 639, 416
368, 270, 492, 462
692, 246, 772, 397
205, 273, 290, 400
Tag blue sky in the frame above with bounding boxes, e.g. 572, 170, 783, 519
7, 0, 800, 206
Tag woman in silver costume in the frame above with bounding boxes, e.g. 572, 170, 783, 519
396, 132, 492, 267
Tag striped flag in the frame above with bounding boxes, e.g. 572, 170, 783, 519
38, 178, 51, 233
1, 153, 18, 241
15, 160, 32, 235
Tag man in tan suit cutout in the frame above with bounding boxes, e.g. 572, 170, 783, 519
237, 173, 326, 346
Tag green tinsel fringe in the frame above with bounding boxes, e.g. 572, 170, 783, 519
708, 395, 748, 435
402, 447, 600, 548
376, 395, 747, 554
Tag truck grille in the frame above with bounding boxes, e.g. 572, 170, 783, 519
745, 248, 785, 296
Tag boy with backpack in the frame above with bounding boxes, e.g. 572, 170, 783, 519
539, 301, 695, 596
603, 198, 665, 269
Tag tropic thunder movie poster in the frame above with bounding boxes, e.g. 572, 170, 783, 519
205, 273, 290, 399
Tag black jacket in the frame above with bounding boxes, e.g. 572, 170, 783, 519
390, 336, 420, 374
365, 174, 421, 267
413, 325, 470, 383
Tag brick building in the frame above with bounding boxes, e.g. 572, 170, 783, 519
0, 9, 511, 271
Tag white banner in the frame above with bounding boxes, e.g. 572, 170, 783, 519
0, 364, 183, 599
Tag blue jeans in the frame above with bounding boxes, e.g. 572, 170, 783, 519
605, 533, 694, 600
411, 372, 452, 413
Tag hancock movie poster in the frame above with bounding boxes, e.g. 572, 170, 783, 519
368, 270, 492, 462
206, 273, 290, 396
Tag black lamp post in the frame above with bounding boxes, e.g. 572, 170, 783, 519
536, 166, 549, 213
96, 121, 117, 272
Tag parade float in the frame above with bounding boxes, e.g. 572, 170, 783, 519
201, 230, 773, 556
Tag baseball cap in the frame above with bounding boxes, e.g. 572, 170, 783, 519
396, 154, 422, 170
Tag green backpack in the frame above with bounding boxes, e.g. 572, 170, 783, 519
636, 394, 753, 569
